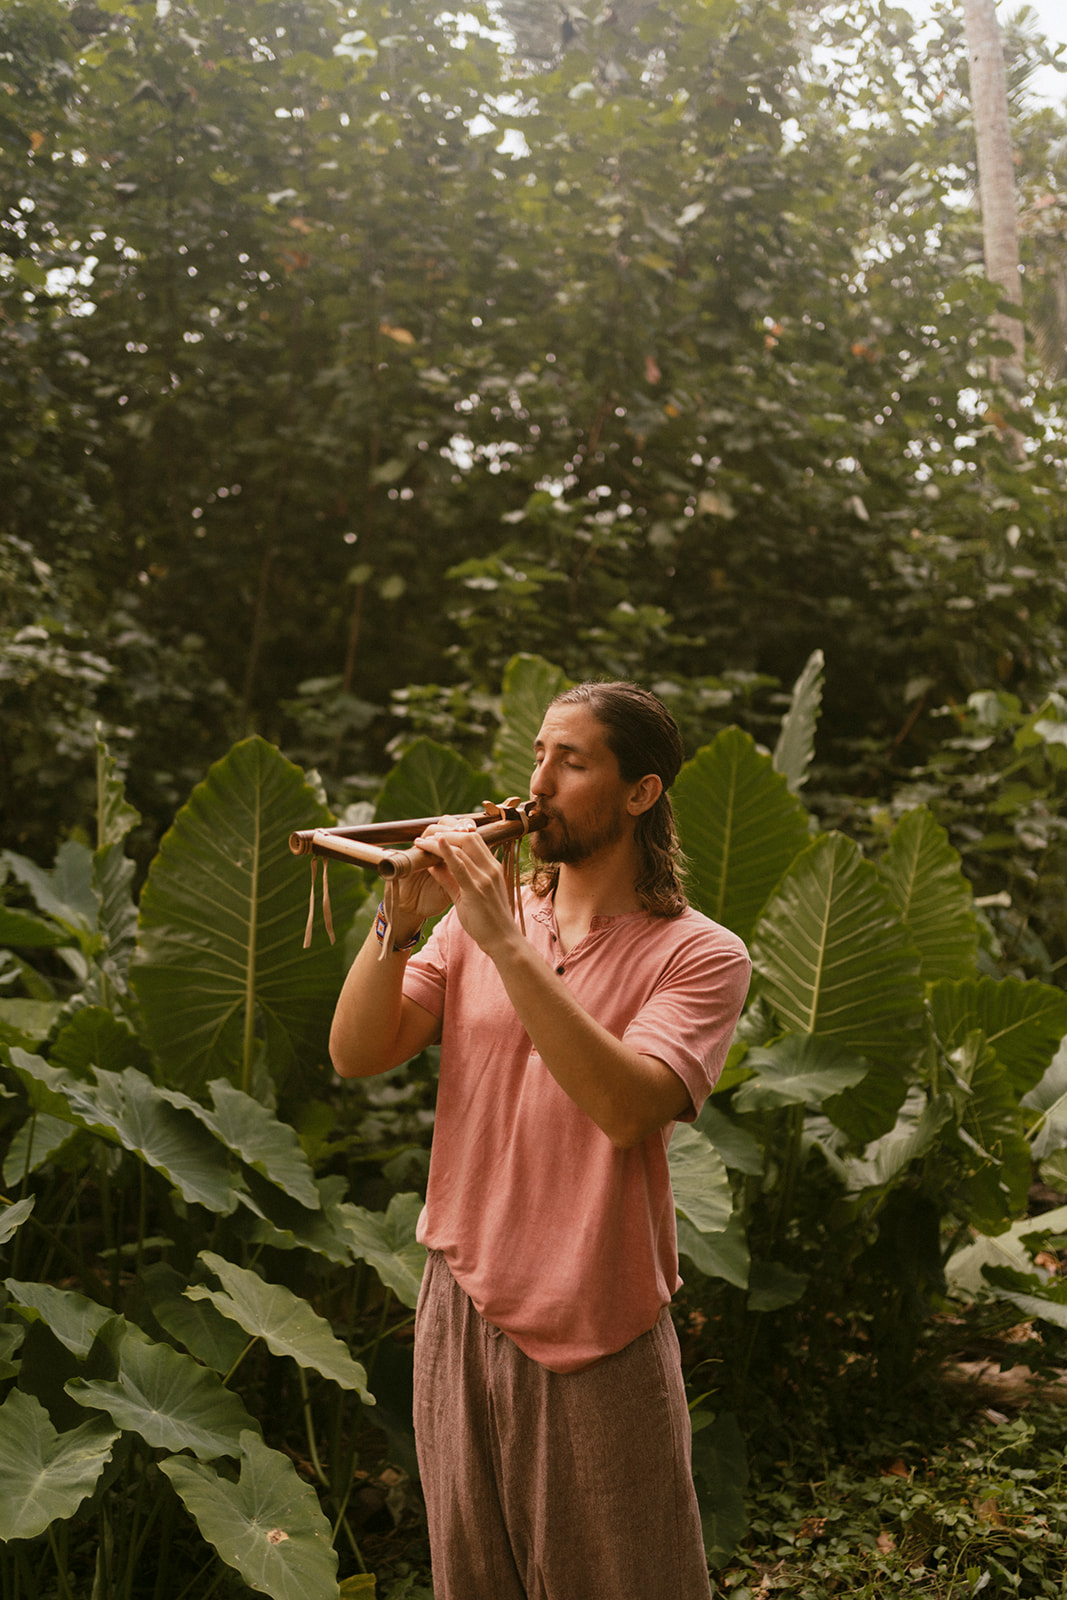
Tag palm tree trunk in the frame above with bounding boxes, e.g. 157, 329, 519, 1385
961, 0, 1025, 388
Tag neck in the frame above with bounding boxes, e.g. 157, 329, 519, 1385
549, 836, 644, 940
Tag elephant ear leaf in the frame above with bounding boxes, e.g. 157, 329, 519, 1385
752, 833, 923, 1061
773, 648, 824, 794
878, 808, 978, 982
336, 1192, 427, 1309
66, 1325, 258, 1461
0, 1389, 119, 1542
0, 1197, 36, 1248
374, 737, 486, 823
751, 833, 925, 1141
673, 727, 811, 943
930, 976, 1067, 1098
668, 1125, 732, 1237
949, 1030, 1032, 1234
161, 1431, 338, 1600
493, 653, 570, 800
733, 1034, 869, 1113
131, 738, 362, 1096
187, 1252, 373, 1401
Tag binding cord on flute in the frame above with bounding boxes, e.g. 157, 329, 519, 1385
290, 799, 545, 951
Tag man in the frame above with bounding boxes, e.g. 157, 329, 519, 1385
330, 681, 751, 1600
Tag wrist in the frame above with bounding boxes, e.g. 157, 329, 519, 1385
374, 902, 423, 953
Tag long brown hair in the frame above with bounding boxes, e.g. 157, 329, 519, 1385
529, 680, 688, 918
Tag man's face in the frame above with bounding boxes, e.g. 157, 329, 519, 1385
528, 704, 634, 865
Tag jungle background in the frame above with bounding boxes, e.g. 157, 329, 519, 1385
4, 0, 1067, 1595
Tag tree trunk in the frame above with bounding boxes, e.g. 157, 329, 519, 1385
961, 0, 1025, 388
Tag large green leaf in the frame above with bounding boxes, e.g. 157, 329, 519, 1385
141, 1262, 251, 1375
188, 1251, 373, 1400
92, 729, 141, 991
1022, 1039, 1067, 1161
0, 999, 63, 1048
945, 1205, 1067, 1300
131, 738, 362, 1095
237, 1172, 355, 1265
732, 1034, 870, 1113
67, 1324, 259, 1460
929, 976, 1067, 1098
841, 1091, 955, 1196
157, 1079, 320, 1210
5, 1280, 112, 1357
772, 648, 823, 794
877, 808, 978, 983
0, 907, 72, 949
673, 727, 811, 942
335, 1192, 428, 1308
980, 1268, 1067, 1331
4, 1115, 79, 1185
0, 1323, 24, 1382
493, 653, 570, 799
373, 736, 487, 824
51, 1063, 243, 1216
1, 841, 98, 942
8, 1049, 84, 1121
0, 1197, 36, 1248
161, 1431, 339, 1600
694, 1103, 763, 1175
49, 1006, 149, 1078
949, 1031, 1032, 1234
747, 1260, 809, 1312
0, 1389, 119, 1542
751, 834, 925, 1141
752, 834, 923, 1054
667, 1125, 732, 1236
677, 1214, 749, 1288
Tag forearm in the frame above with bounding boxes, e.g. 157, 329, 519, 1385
329, 910, 436, 1078
491, 929, 690, 1149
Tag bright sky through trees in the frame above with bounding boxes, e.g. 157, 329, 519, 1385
1021, 0, 1067, 96
907, 0, 1067, 103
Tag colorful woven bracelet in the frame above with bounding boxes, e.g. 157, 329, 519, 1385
374, 902, 423, 953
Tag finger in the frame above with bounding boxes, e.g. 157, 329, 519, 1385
435, 835, 502, 895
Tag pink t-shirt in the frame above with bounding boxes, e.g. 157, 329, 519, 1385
403, 891, 750, 1373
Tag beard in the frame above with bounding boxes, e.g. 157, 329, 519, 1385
529, 804, 627, 866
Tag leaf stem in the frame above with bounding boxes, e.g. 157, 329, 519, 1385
222, 1336, 258, 1387
298, 1366, 330, 1488
47, 1525, 75, 1600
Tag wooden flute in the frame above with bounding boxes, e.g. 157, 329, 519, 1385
288, 800, 545, 880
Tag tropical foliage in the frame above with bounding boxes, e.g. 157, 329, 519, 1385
5, 654, 1067, 1594
2, 0, 1066, 863
4, 0, 1067, 1591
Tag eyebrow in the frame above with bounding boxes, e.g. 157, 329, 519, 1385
534, 737, 594, 758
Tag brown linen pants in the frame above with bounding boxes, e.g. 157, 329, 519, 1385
413, 1250, 713, 1600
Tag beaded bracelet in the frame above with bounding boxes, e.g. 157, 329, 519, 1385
374, 901, 423, 953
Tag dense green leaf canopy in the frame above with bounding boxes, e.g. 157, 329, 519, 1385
2, 0, 1065, 856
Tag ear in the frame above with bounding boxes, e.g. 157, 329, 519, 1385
627, 774, 663, 817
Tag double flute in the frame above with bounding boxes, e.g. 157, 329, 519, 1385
289, 799, 545, 879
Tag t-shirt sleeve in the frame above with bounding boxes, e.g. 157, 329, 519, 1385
400, 909, 456, 1021
622, 925, 751, 1120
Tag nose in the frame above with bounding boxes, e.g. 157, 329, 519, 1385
531, 760, 552, 800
